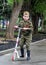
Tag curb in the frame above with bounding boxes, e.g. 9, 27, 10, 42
0, 41, 9, 44
0, 39, 46, 56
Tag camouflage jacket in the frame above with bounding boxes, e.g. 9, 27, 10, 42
18, 20, 33, 36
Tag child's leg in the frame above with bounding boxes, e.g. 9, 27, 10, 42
26, 34, 32, 60
19, 35, 25, 57
26, 38, 31, 59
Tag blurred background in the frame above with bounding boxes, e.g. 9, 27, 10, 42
0, 0, 46, 40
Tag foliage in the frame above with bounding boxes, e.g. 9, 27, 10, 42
31, 0, 46, 13
7, 0, 14, 5
44, 20, 46, 25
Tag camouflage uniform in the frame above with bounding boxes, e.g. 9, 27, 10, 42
18, 11, 33, 60
19, 20, 33, 50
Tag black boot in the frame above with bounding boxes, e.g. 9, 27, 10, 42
20, 48, 24, 57
27, 50, 31, 60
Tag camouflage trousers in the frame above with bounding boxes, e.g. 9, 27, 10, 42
19, 33, 32, 50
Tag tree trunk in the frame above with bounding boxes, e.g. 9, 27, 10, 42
6, 0, 23, 39
32, 13, 39, 34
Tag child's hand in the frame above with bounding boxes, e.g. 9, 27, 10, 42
23, 28, 30, 30
14, 25, 18, 29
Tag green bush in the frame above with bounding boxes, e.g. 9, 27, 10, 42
44, 20, 46, 25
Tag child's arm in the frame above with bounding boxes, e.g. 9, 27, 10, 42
29, 22, 33, 32
23, 21, 33, 31
18, 20, 24, 27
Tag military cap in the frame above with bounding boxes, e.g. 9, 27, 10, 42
23, 11, 30, 16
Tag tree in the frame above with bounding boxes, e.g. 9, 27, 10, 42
6, 0, 23, 39
31, 0, 46, 33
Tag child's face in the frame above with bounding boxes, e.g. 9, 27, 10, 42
23, 15, 29, 21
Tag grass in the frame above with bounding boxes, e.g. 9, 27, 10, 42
0, 31, 18, 36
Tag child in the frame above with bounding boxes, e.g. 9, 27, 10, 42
19, 11, 33, 60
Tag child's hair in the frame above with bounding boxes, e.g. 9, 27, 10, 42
23, 11, 30, 16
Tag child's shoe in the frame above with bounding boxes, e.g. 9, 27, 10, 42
27, 50, 31, 60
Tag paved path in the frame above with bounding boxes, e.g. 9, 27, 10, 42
0, 39, 46, 65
